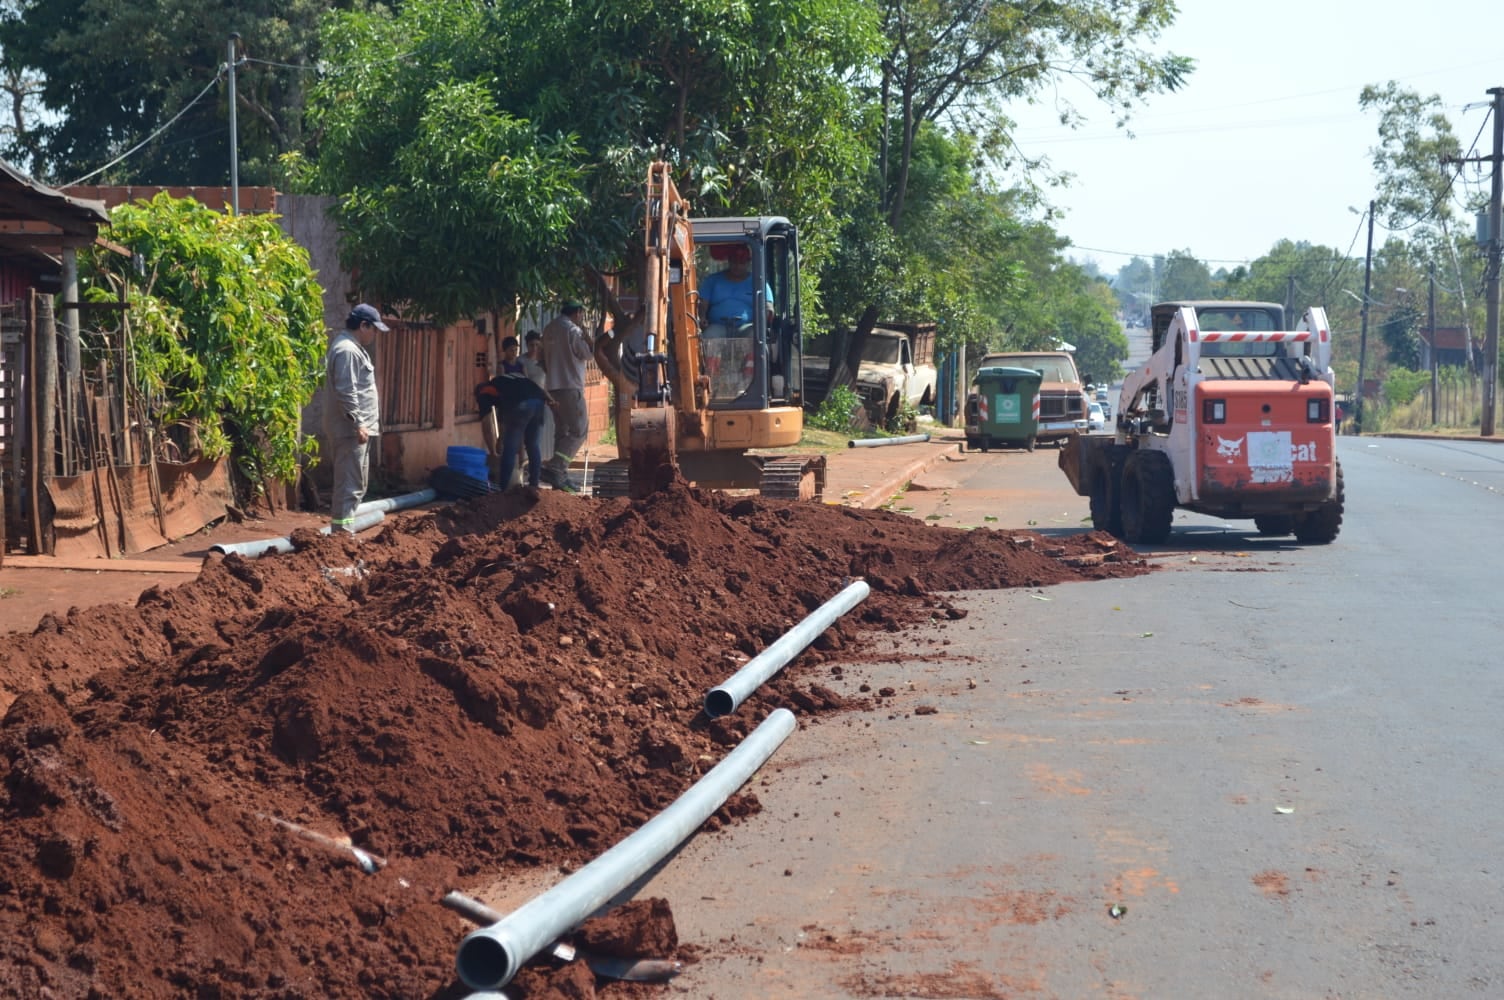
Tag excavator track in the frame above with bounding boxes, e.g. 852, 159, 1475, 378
757, 455, 827, 501
590, 456, 826, 501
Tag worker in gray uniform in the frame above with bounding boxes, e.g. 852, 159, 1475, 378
323, 303, 387, 531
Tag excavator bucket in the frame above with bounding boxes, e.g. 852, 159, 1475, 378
627, 406, 678, 499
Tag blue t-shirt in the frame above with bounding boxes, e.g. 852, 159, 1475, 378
701, 269, 772, 326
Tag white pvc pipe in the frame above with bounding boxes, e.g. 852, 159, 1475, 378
704, 580, 870, 719
454, 708, 798, 991
848, 433, 930, 448
355, 487, 437, 515
209, 509, 385, 557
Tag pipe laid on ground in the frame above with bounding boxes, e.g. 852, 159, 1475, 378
209, 509, 385, 557
704, 580, 870, 719
355, 487, 437, 515
848, 433, 930, 448
454, 708, 798, 991
443, 892, 505, 927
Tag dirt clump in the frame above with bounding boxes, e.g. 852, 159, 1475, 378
0, 483, 1148, 998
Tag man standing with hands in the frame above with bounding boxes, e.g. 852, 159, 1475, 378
541, 301, 593, 492
324, 303, 387, 532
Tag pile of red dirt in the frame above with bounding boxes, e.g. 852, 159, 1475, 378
0, 483, 1148, 999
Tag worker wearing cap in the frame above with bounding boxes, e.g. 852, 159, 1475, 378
323, 303, 388, 531
698, 244, 772, 338
540, 301, 592, 492
699, 244, 773, 400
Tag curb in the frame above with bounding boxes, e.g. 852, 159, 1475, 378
844, 440, 964, 510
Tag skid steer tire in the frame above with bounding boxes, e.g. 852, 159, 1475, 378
1120, 450, 1174, 544
1087, 448, 1123, 537
1254, 515, 1294, 536
1293, 461, 1344, 544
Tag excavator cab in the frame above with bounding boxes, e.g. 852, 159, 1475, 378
693, 220, 805, 411
591, 165, 824, 500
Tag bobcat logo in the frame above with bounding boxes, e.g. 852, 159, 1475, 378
1216, 435, 1243, 462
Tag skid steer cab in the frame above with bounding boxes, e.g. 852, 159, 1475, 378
1060, 301, 1344, 545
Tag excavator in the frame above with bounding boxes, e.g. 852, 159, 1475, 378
590, 162, 826, 500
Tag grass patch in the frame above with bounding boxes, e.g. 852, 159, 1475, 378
754, 426, 850, 455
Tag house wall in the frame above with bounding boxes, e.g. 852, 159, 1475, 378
54, 187, 616, 496
279, 196, 612, 491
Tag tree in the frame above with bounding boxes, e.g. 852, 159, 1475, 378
1113, 256, 1156, 314
1359, 82, 1482, 366
1157, 250, 1212, 300
82, 193, 326, 492
1360, 83, 1470, 245
873, 0, 1191, 230
302, 0, 881, 323
818, 0, 1191, 391
0, 0, 44, 175
0, 0, 324, 186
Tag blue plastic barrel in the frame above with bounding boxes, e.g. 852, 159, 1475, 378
447, 445, 490, 481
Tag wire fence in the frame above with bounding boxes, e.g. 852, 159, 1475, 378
1366, 367, 1500, 433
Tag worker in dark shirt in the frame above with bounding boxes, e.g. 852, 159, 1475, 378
475, 367, 559, 498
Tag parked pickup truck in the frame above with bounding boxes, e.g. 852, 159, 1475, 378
803, 323, 938, 429
970, 350, 1089, 444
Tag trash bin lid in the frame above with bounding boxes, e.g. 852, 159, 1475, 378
976, 366, 1045, 379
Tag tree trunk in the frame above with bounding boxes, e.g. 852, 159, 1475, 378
826, 304, 881, 390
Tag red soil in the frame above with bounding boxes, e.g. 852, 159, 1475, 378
0, 483, 1148, 998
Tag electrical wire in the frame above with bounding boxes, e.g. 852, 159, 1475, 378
63, 66, 227, 186
1380, 105, 1493, 233
241, 56, 315, 72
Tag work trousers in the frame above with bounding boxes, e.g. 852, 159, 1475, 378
328, 432, 370, 531
499, 398, 546, 489
549, 387, 588, 466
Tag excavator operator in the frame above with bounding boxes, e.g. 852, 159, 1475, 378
698, 243, 774, 401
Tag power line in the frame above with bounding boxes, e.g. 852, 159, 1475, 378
64, 66, 227, 186
1385, 104, 1494, 233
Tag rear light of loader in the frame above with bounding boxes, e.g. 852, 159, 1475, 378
1307, 398, 1330, 423
1202, 398, 1227, 424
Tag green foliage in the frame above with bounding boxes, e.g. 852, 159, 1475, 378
1157, 251, 1213, 300
0, 0, 323, 185
83, 193, 325, 490
305, 0, 881, 322
809, 384, 863, 433
1112, 256, 1156, 313
1360, 83, 1470, 244
1058, 280, 1127, 387
1381, 367, 1429, 408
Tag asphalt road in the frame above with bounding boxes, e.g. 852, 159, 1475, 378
597, 435, 1504, 998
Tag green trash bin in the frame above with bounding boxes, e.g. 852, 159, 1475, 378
964, 366, 1042, 452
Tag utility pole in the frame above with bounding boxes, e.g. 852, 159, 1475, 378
1356, 200, 1375, 435
1483, 87, 1503, 436
228, 34, 241, 216
1429, 268, 1438, 425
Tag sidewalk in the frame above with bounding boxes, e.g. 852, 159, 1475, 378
818, 428, 965, 509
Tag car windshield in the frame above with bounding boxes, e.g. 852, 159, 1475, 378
860, 338, 902, 364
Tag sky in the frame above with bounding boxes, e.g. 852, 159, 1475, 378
1005, 0, 1504, 278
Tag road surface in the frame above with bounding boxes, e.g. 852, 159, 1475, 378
600, 434, 1504, 998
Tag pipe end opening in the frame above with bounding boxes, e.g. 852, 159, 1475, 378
704, 689, 735, 719
456, 935, 516, 991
